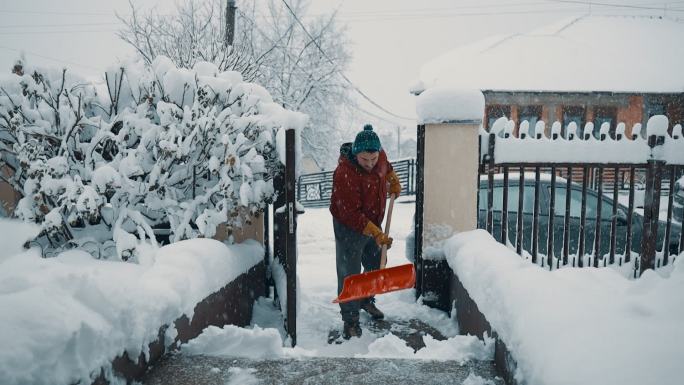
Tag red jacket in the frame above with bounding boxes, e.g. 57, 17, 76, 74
329, 143, 393, 233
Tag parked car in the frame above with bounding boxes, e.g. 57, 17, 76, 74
674, 176, 684, 225
478, 175, 682, 260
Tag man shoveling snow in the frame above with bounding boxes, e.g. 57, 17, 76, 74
329, 124, 402, 339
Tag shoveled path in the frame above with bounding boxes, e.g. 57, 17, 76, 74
143, 354, 503, 385
143, 318, 503, 384
144, 201, 505, 384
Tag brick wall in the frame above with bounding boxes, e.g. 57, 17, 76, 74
617, 95, 643, 137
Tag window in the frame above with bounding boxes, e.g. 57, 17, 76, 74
562, 106, 585, 138
479, 184, 545, 215
550, 187, 615, 219
518, 105, 542, 131
486, 105, 511, 130
593, 106, 617, 139
647, 102, 665, 118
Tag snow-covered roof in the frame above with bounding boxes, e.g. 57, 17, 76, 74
416, 15, 684, 94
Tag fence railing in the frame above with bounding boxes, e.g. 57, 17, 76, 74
478, 116, 683, 276
297, 158, 417, 208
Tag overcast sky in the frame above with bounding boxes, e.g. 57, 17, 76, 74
1, 0, 681, 135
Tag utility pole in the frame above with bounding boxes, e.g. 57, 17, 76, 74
225, 0, 237, 48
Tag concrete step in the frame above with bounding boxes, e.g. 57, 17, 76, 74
143, 354, 504, 385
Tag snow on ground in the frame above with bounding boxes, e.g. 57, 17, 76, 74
445, 229, 684, 385
0, 225, 263, 385
4, 189, 679, 384
182, 196, 493, 361
0, 218, 40, 263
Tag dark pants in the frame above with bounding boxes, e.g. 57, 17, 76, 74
333, 218, 381, 322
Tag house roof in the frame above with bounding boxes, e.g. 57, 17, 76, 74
415, 15, 684, 94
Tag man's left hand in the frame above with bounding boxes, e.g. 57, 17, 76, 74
387, 170, 402, 197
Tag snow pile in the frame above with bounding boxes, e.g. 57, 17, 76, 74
444, 229, 684, 385
225, 367, 260, 385
415, 87, 484, 124
0, 234, 263, 385
358, 333, 493, 362
661, 123, 683, 165
182, 325, 285, 359
463, 372, 498, 385
0, 218, 40, 262
184, 308, 491, 363
0, 57, 307, 261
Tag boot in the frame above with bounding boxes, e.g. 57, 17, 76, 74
361, 299, 384, 320
342, 319, 362, 339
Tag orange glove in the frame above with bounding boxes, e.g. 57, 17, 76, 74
387, 170, 402, 197
363, 221, 393, 249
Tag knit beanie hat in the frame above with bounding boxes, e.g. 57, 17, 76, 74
352, 124, 381, 155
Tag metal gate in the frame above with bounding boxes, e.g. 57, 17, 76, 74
267, 128, 299, 346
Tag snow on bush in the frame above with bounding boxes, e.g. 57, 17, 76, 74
0, 57, 306, 262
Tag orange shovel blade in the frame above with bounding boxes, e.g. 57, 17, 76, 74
332, 263, 416, 304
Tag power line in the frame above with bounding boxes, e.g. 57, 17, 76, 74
0, 44, 103, 72
237, 8, 411, 124
0, 9, 116, 16
0, 9, 175, 17
548, 0, 684, 11
0, 29, 120, 35
300, 1, 567, 18
332, 8, 587, 22
333, 7, 684, 22
321, 1, 552, 15
0, 22, 124, 29
279, 0, 414, 121
288, 1, 684, 22
354, 104, 407, 126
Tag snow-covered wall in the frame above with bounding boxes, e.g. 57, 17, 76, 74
0, 234, 263, 385
444, 229, 684, 385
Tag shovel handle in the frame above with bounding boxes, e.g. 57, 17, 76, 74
380, 194, 396, 269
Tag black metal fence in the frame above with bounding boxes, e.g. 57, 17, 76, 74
297, 158, 417, 207
478, 126, 683, 276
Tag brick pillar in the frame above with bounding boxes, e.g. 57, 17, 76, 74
511, 105, 519, 137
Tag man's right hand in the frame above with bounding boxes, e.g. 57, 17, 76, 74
374, 233, 393, 249
363, 221, 393, 248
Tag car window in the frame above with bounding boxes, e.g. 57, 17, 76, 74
479, 184, 542, 214
550, 187, 616, 219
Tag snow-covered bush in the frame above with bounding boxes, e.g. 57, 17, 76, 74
0, 57, 306, 261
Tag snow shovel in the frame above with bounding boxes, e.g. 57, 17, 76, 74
332, 194, 416, 304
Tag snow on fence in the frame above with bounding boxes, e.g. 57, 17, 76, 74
478, 115, 683, 276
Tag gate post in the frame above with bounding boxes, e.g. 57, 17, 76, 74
272, 128, 298, 346
414, 88, 484, 310
284, 129, 297, 347
640, 129, 666, 275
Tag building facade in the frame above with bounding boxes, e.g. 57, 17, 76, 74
484, 91, 684, 138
